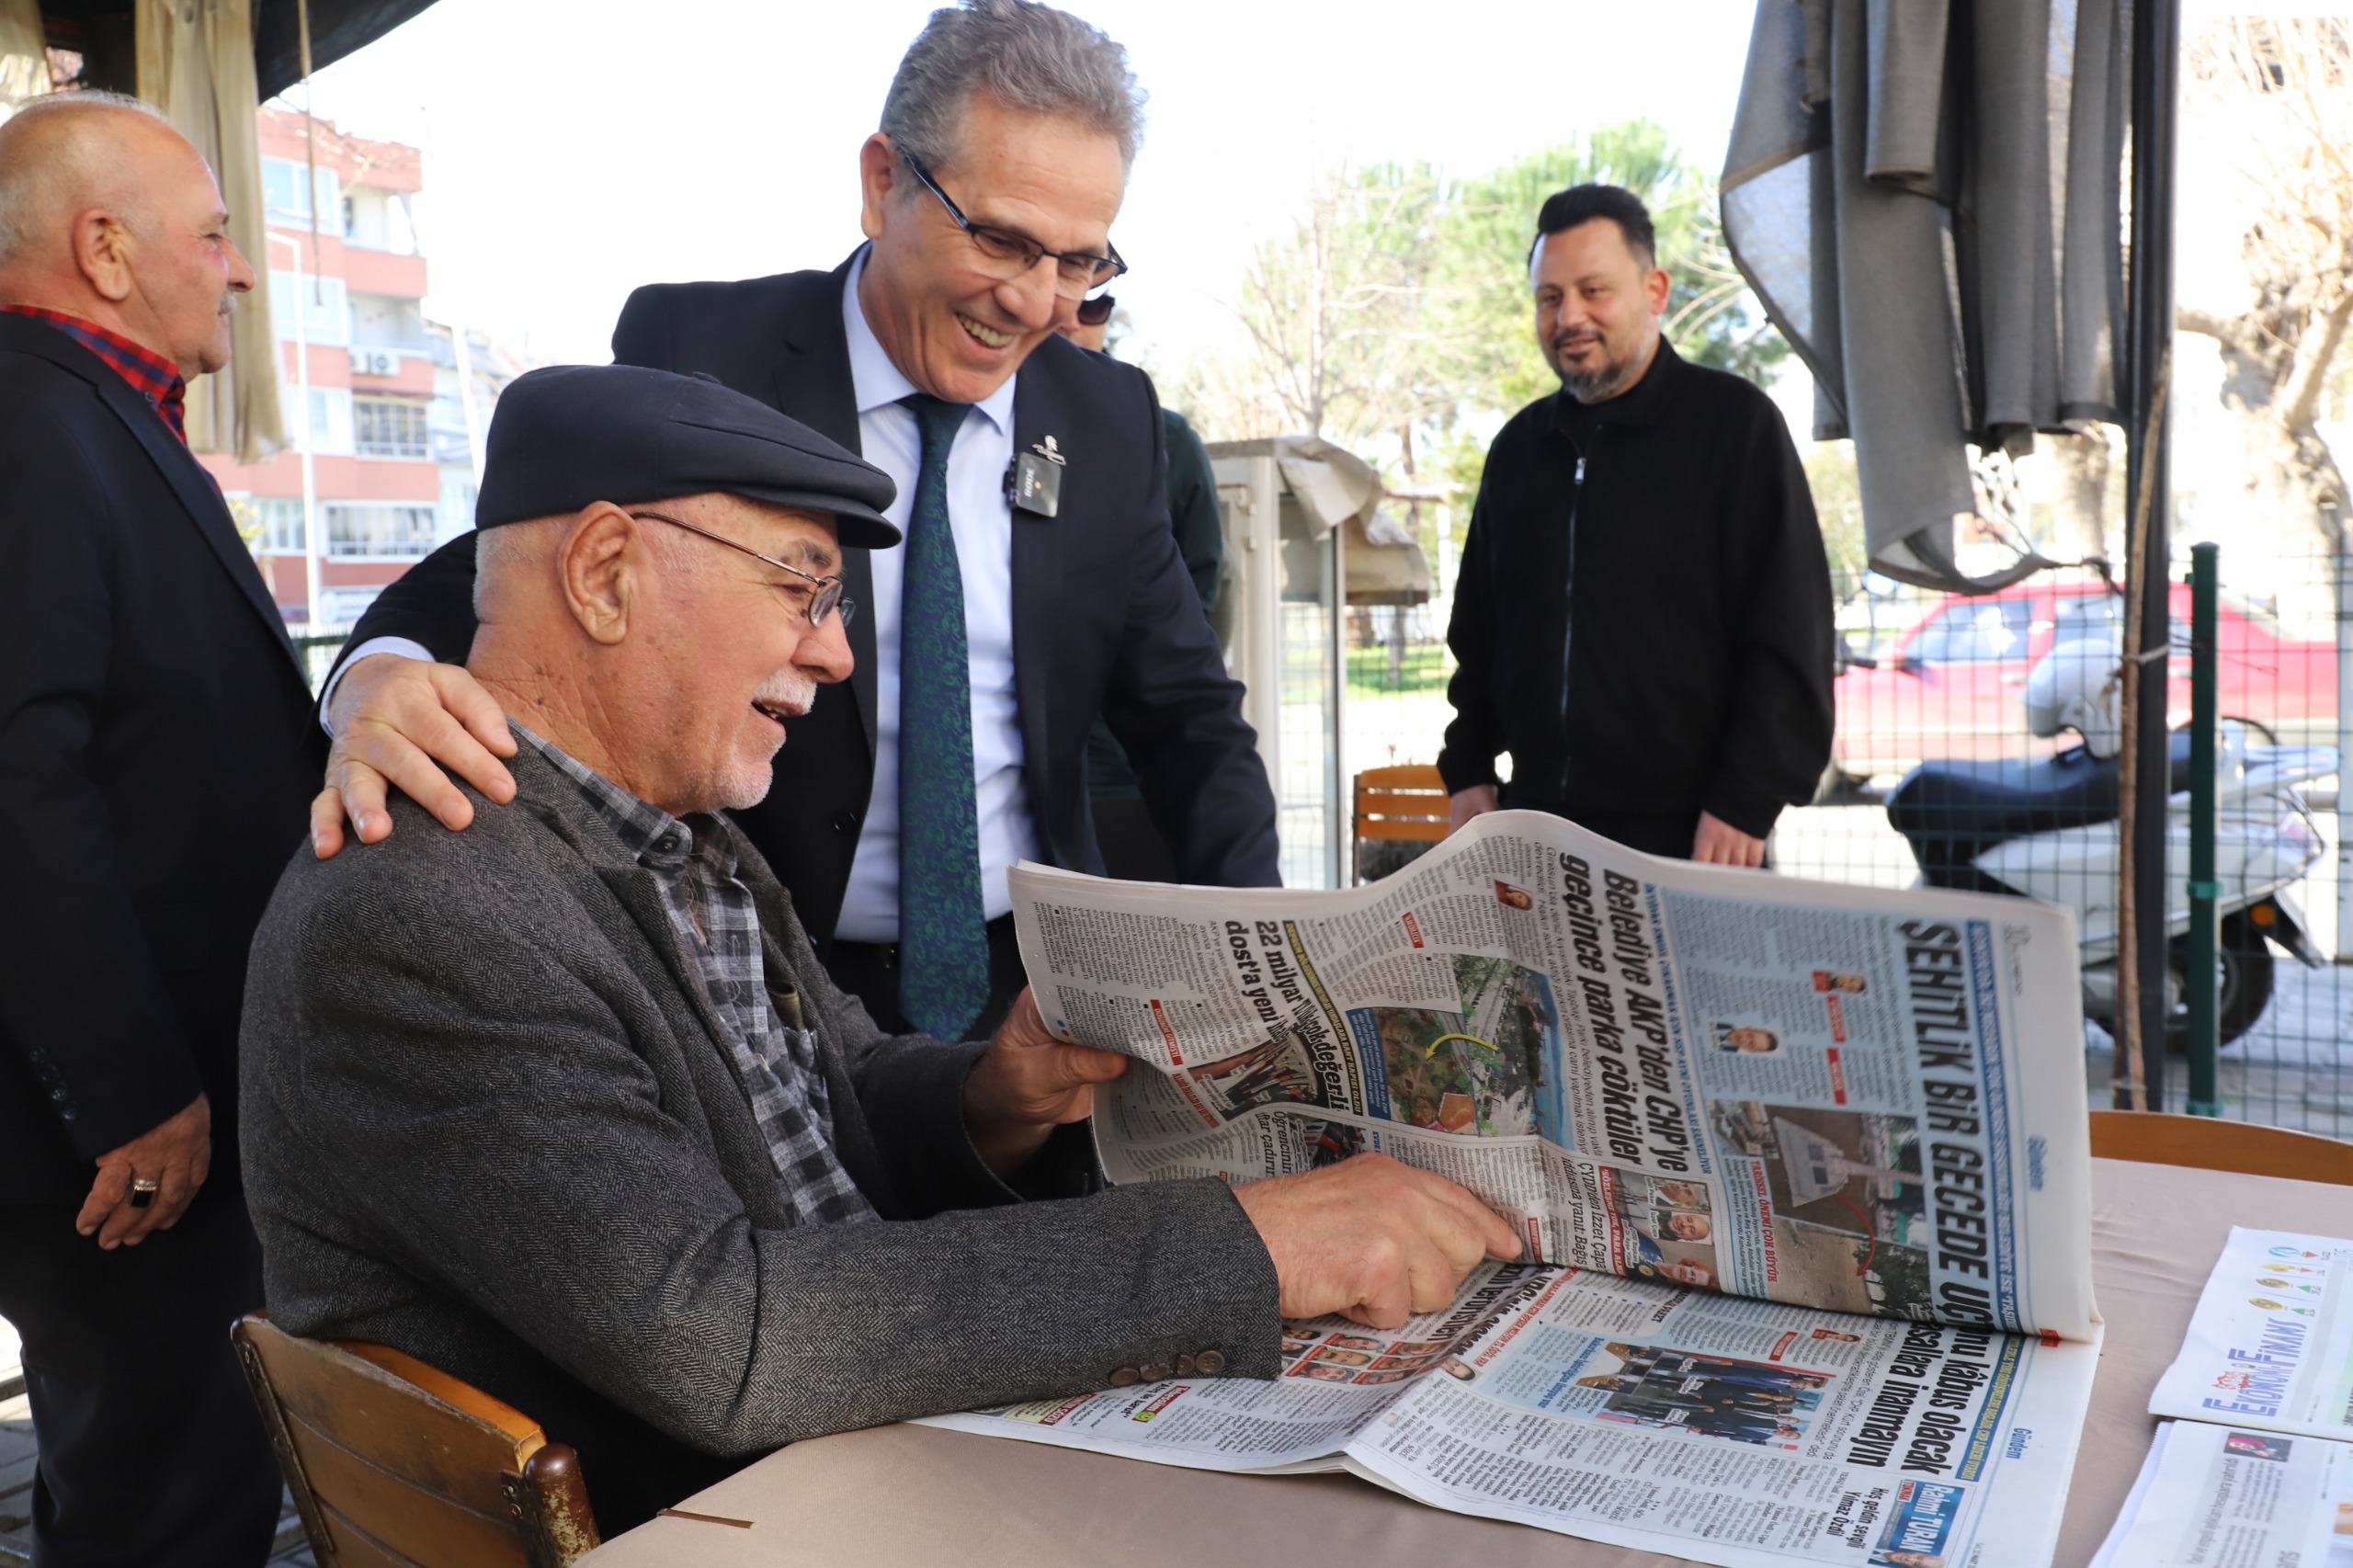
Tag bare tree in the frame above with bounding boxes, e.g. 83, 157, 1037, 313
1214, 162, 1462, 466
2044, 429, 2118, 562
2177, 19, 2353, 566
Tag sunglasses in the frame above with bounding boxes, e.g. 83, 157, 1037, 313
1075, 292, 1118, 327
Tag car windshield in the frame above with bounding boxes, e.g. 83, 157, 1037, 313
1907, 598, 2034, 662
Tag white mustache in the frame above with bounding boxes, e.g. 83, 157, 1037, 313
753, 669, 819, 719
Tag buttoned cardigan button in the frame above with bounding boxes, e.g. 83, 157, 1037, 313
1108, 1366, 1140, 1387
1195, 1349, 1227, 1375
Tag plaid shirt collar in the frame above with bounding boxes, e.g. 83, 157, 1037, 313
513, 722, 699, 873
2, 305, 189, 443
513, 724, 878, 1229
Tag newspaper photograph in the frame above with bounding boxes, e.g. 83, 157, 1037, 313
2152, 1229, 2353, 1440
924, 1257, 2101, 1568
2091, 1419, 2353, 1568
1013, 810, 2098, 1340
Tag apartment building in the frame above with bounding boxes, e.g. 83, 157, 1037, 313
201, 108, 522, 631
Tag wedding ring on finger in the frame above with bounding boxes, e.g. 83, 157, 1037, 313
128, 1177, 160, 1210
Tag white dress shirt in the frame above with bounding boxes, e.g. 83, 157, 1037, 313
330, 253, 1036, 945
831, 251, 1033, 943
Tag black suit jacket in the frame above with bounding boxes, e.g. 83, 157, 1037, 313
0, 314, 324, 1201
338, 252, 1280, 942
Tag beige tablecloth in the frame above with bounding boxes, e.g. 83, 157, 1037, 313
583, 1157, 2353, 1568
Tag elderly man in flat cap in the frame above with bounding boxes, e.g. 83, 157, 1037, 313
239, 364, 1518, 1529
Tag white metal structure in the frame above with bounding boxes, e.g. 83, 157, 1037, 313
1209, 442, 1347, 890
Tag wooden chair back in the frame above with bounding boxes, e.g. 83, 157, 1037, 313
233, 1315, 599, 1568
2088, 1110, 2353, 1187
1355, 765, 1450, 846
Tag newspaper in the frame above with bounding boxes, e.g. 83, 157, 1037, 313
2091, 1420, 2353, 1568
1019, 811, 2097, 1340
919, 813, 2109, 1566
926, 1259, 2099, 1567
2152, 1229, 2353, 1440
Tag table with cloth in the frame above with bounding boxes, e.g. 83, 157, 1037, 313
581, 1156, 2317, 1568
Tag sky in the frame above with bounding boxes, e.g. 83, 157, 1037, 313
291, 0, 1761, 369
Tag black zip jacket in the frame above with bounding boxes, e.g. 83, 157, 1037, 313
1438, 340, 1834, 840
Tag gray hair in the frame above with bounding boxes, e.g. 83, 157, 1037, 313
472, 509, 703, 619
0, 91, 173, 268
881, 0, 1145, 176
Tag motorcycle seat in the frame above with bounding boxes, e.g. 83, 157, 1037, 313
1886, 733, 2193, 892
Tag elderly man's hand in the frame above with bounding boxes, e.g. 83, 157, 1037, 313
962, 989, 1128, 1176
311, 653, 518, 858
1235, 1154, 1523, 1329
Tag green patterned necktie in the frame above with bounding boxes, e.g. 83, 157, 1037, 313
895, 393, 989, 1040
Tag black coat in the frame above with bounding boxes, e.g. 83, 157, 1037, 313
335, 252, 1280, 942
0, 315, 324, 1201
1438, 340, 1835, 839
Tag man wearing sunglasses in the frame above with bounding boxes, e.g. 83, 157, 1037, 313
310, 0, 1279, 1046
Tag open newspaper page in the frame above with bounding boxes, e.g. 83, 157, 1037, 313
2091, 1420, 2353, 1568
1342, 1261, 2098, 1568
2151, 1229, 2353, 1439
1013, 810, 2097, 1339
923, 1257, 2099, 1568
918, 1260, 1552, 1473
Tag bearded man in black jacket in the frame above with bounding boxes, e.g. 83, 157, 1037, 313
1438, 184, 1834, 864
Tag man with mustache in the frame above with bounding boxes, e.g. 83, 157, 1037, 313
312, 0, 1278, 1045
0, 94, 323, 1564
1439, 184, 1834, 865
239, 364, 1521, 1529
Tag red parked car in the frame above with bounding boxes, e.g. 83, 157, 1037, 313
1831, 579, 2338, 784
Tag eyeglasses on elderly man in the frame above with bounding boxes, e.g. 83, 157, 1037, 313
628, 508, 857, 628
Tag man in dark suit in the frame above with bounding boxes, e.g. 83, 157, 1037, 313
0, 94, 324, 1566
314, 0, 1279, 1042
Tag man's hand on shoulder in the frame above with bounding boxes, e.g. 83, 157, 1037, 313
1235, 1154, 1523, 1329
961, 989, 1128, 1177
75, 1093, 210, 1250
311, 653, 519, 858
1691, 810, 1766, 868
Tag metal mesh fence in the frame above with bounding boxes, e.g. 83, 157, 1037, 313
1339, 533, 2353, 1135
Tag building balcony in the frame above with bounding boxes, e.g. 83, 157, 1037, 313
343, 247, 426, 300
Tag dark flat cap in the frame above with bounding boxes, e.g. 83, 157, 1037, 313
475, 364, 901, 547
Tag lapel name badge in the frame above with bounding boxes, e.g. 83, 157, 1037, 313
1007, 435, 1065, 517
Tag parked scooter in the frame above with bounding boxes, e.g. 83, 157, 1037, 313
1884, 638, 2335, 1049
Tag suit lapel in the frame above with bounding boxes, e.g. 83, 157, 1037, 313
767, 255, 878, 756
1007, 371, 1067, 853
2, 319, 309, 686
